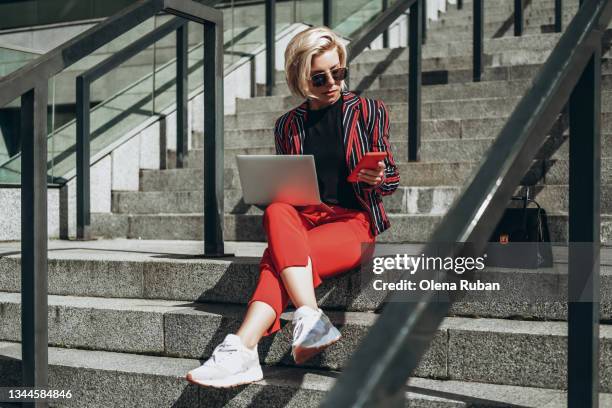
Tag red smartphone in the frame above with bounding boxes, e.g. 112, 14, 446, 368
347, 152, 388, 182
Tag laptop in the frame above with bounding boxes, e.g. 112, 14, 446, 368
236, 155, 322, 206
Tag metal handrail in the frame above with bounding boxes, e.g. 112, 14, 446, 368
0, 0, 226, 399
321, 0, 609, 405
74, 16, 188, 240
345, 0, 422, 162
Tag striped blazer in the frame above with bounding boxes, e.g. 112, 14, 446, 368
273, 90, 400, 236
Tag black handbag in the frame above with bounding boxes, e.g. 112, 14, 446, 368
485, 188, 553, 269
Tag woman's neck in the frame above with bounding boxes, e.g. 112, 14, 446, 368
308, 94, 341, 110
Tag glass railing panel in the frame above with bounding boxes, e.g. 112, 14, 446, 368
0, 94, 21, 168
293, 0, 323, 26
0, 46, 40, 77
333, 0, 383, 37
0, 15, 160, 183
223, 2, 265, 66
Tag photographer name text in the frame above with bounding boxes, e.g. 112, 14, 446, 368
373, 279, 500, 291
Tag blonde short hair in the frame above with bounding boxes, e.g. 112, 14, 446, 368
284, 26, 348, 100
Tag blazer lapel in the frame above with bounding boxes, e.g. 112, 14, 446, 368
293, 100, 308, 154
341, 90, 362, 168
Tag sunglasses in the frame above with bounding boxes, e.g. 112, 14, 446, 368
309, 67, 348, 87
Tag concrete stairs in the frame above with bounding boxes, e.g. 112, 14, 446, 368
1, 240, 612, 406
91, 53, 612, 241
3, 0, 612, 406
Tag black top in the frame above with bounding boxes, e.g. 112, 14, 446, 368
303, 96, 363, 210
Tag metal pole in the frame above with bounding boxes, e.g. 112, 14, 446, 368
21, 83, 49, 408
203, 20, 226, 256
457, 0, 462, 10
555, 0, 563, 32
567, 46, 601, 408
265, 0, 275, 96
176, 23, 188, 168
473, 0, 484, 82
408, 0, 422, 162
422, 0, 427, 44
382, 0, 389, 48
323, 0, 332, 27
76, 76, 91, 240
514, 0, 523, 36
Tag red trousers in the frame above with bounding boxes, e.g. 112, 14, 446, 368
248, 202, 376, 336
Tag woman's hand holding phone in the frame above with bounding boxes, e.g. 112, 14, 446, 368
347, 152, 388, 186
357, 161, 385, 186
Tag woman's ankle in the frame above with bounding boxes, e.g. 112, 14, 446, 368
236, 333, 258, 350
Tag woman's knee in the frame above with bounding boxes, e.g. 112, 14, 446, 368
263, 202, 296, 225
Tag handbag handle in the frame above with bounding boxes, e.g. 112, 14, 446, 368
510, 186, 542, 210
510, 186, 545, 239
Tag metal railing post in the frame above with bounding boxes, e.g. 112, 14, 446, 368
555, 0, 563, 32
21, 83, 49, 408
74, 18, 185, 240
473, 0, 484, 82
203, 19, 226, 256
265, 0, 275, 96
514, 0, 523, 36
408, 0, 422, 162
323, 0, 332, 27
422, 0, 427, 44
176, 23, 188, 168
382, 0, 389, 48
76, 76, 91, 240
567, 46, 601, 408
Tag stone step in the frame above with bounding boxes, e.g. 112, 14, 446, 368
223, 96, 612, 130
1, 239, 610, 319
373, 63, 612, 90
274, 41, 569, 89
266, 60, 612, 96
437, 1, 579, 21
0, 294, 429, 375
87, 212, 612, 243
111, 187, 398, 215
0, 240, 610, 318
241, 79, 537, 113
0, 291, 611, 391
197, 114, 521, 151
433, 13, 577, 36
203, 116, 513, 150
249, 75, 611, 111
185, 130, 611, 171
351, 48, 612, 82
398, 156, 612, 187
0, 340, 592, 407
195, 109, 612, 152
450, 0, 577, 9
428, 13, 578, 37
114, 183, 612, 216
350, 33, 565, 64
219, 133, 610, 162
140, 157, 612, 193
349, 49, 556, 80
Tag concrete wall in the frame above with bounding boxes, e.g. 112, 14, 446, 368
0, 188, 61, 241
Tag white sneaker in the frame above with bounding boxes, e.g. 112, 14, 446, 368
291, 306, 342, 364
185, 334, 263, 388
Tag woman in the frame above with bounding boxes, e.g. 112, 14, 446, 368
186, 26, 399, 388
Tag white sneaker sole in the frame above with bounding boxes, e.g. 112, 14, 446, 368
292, 332, 342, 365
185, 365, 263, 388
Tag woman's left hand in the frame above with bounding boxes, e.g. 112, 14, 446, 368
357, 161, 386, 186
